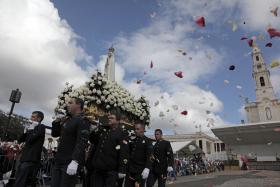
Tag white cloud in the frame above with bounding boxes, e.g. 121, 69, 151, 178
0, 0, 93, 123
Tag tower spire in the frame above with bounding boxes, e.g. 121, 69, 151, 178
251, 45, 276, 102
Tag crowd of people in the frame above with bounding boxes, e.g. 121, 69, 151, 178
0, 96, 228, 187
0, 97, 175, 187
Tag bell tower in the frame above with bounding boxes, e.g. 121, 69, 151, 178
251, 45, 276, 102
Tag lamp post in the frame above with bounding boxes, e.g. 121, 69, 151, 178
8, 88, 22, 118
5, 88, 22, 140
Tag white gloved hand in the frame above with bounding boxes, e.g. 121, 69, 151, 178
141, 168, 150, 179
27, 121, 39, 130
66, 160, 78, 175
118, 173, 126, 178
167, 166, 173, 172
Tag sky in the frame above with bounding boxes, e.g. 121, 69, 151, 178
0, 0, 280, 136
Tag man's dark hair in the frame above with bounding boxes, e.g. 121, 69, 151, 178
134, 120, 145, 128
73, 97, 84, 110
32, 111, 44, 122
155, 129, 163, 135
109, 108, 122, 121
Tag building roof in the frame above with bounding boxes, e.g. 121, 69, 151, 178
171, 141, 192, 152
211, 121, 280, 145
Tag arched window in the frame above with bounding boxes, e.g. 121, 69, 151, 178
265, 107, 272, 120
260, 77, 265, 86
256, 56, 259, 61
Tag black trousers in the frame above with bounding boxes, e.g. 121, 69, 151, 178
90, 170, 118, 187
124, 173, 145, 187
51, 163, 77, 187
14, 162, 38, 187
146, 172, 167, 187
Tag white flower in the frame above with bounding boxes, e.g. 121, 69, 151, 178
97, 90, 102, 95
96, 99, 101, 104
140, 116, 144, 120
106, 105, 110, 109
98, 81, 102, 85
92, 89, 97, 93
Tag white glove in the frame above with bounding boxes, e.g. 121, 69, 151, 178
167, 166, 173, 172
118, 173, 126, 178
141, 168, 150, 179
66, 160, 78, 175
27, 121, 39, 130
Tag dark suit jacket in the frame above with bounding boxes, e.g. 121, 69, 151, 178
19, 124, 45, 163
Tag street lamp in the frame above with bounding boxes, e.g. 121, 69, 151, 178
8, 88, 22, 119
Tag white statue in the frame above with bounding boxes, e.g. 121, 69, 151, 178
104, 47, 115, 82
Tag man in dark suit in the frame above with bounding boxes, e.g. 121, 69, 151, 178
124, 121, 153, 187
87, 108, 129, 187
51, 97, 90, 187
14, 111, 45, 187
147, 129, 174, 187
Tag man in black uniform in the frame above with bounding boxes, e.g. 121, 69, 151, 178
14, 111, 45, 187
51, 97, 90, 187
147, 129, 174, 187
87, 108, 129, 187
124, 121, 153, 187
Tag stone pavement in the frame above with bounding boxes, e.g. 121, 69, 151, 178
166, 170, 280, 187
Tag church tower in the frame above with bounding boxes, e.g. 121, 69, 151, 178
252, 45, 276, 102
245, 45, 280, 123
104, 46, 115, 82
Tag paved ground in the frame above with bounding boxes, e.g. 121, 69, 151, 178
166, 170, 280, 187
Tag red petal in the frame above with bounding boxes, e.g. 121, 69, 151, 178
265, 42, 272, 47
174, 71, 183, 78
150, 61, 153, 68
247, 39, 253, 47
195, 17, 205, 27
274, 127, 280, 132
181, 111, 188, 115
267, 28, 280, 38
241, 36, 248, 40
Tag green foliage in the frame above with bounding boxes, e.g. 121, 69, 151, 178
0, 111, 25, 141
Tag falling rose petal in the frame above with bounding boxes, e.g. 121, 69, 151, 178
182, 52, 187, 56
150, 11, 157, 18
154, 100, 159, 106
270, 7, 278, 17
241, 36, 248, 40
136, 80, 142, 84
273, 127, 280, 132
270, 60, 280, 68
251, 36, 257, 41
265, 42, 272, 47
181, 111, 188, 115
150, 61, 153, 68
174, 71, 183, 78
236, 85, 242, 89
257, 34, 265, 41
224, 79, 230, 84
229, 65, 235, 71
247, 39, 253, 47
232, 22, 238, 32
172, 105, 178, 110
195, 16, 205, 27
267, 27, 280, 38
